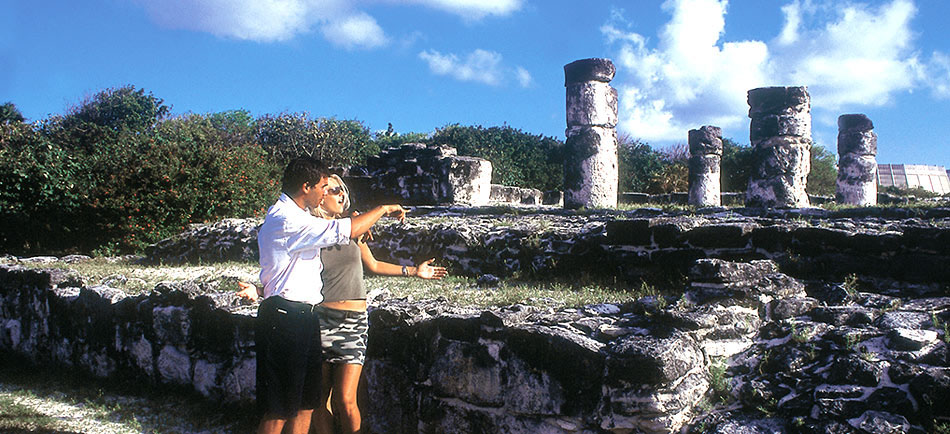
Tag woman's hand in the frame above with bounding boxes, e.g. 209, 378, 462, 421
236, 281, 260, 301
415, 258, 447, 280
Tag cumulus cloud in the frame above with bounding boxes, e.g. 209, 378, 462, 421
928, 52, 950, 99
603, 0, 769, 141
605, 0, 936, 143
395, 0, 522, 20
320, 12, 388, 49
136, 0, 521, 46
418, 49, 530, 87
515, 67, 533, 88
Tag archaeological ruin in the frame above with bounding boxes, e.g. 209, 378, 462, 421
563, 58, 619, 210
688, 126, 723, 207
837, 114, 879, 206
2, 57, 949, 434
746, 86, 812, 208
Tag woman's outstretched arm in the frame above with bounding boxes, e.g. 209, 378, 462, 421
358, 241, 447, 279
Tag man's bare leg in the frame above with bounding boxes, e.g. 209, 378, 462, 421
257, 416, 285, 434
286, 409, 315, 434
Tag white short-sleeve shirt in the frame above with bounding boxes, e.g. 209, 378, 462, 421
257, 193, 352, 305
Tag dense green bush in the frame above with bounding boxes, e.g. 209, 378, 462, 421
0, 90, 282, 254
618, 134, 663, 193
373, 123, 430, 149
427, 124, 564, 191
0, 102, 25, 123
806, 143, 838, 196
721, 138, 753, 192
617, 134, 689, 194
0, 122, 83, 252
256, 113, 379, 168
719, 139, 838, 196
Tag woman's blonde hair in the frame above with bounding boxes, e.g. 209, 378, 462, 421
311, 174, 351, 219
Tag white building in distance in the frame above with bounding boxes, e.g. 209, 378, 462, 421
877, 164, 950, 194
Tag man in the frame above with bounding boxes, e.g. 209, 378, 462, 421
255, 157, 406, 434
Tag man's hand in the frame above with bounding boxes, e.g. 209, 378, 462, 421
385, 204, 408, 222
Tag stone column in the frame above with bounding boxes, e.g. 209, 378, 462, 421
745, 86, 812, 208
563, 58, 619, 209
836, 114, 877, 205
688, 126, 723, 207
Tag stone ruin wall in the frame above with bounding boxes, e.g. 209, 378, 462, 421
4, 206, 950, 434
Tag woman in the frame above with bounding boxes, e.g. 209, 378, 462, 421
311, 174, 446, 434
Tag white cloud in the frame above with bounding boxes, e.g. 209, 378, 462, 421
320, 12, 388, 49
395, 0, 522, 20
515, 67, 533, 88
605, 0, 930, 143
136, 0, 334, 42
136, 0, 521, 45
928, 52, 950, 99
418, 49, 529, 87
771, 0, 920, 108
604, 0, 769, 142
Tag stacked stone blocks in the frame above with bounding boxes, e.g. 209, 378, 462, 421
836, 114, 878, 205
746, 86, 812, 208
563, 58, 619, 209
687, 126, 723, 207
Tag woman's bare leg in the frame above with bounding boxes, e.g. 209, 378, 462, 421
331, 363, 364, 433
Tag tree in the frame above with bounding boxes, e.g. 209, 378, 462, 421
806, 143, 838, 196
256, 113, 379, 168
428, 124, 564, 191
373, 123, 430, 149
720, 138, 754, 192
0, 102, 26, 124
618, 133, 663, 193
42, 85, 170, 152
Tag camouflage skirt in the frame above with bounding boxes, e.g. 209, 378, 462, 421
314, 305, 368, 365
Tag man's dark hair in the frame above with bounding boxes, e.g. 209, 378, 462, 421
281, 157, 330, 195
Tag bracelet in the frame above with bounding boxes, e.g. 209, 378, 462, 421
401, 265, 409, 276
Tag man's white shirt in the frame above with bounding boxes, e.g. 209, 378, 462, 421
258, 193, 351, 305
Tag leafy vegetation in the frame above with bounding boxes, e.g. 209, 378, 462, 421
427, 123, 565, 191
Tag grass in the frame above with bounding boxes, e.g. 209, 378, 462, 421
365, 274, 649, 308
5, 256, 654, 309
0, 392, 65, 433
0, 353, 258, 433
4, 257, 259, 296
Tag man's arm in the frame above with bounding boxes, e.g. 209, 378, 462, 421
350, 204, 406, 238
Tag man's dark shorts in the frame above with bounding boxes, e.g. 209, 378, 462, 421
255, 296, 323, 418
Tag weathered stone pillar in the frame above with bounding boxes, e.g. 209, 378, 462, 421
688, 126, 723, 207
563, 58, 618, 209
746, 86, 812, 208
836, 114, 877, 205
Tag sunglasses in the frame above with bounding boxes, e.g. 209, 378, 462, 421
326, 186, 344, 195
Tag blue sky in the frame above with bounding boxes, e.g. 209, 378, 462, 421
4, 0, 950, 168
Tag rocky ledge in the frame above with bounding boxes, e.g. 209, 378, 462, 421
5, 206, 950, 433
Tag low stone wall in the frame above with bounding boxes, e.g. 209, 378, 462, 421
3, 252, 948, 433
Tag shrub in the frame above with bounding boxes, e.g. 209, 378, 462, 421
618, 133, 663, 193
0, 123, 84, 252
0, 111, 282, 254
427, 124, 564, 191
807, 143, 838, 196
256, 113, 379, 168
721, 138, 753, 192
0, 102, 25, 123
40, 85, 170, 153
